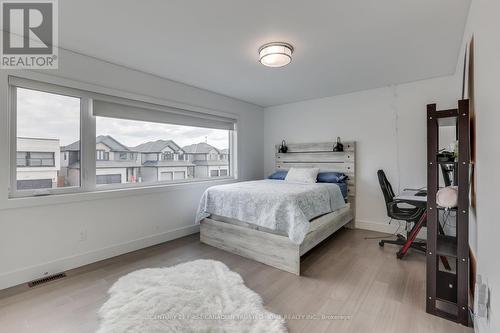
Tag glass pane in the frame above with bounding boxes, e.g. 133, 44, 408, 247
16, 88, 80, 190
95, 116, 230, 185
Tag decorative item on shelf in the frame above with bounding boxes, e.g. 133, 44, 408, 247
333, 137, 344, 152
437, 150, 455, 162
436, 186, 458, 209
453, 140, 459, 159
278, 140, 288, 153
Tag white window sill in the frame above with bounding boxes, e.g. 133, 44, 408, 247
1, 177, 237, 211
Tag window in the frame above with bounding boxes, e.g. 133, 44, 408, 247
220, 169, 228, 176
15, 86, 81, 193
9, 77, 236, 198
163, 152, 174, 160
16, 152, 27, 167
23, 152, 55, 167
96, 150, 109, 161
95, 114, 232, 185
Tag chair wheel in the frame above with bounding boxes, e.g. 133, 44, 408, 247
379, 241, 384, 247
396, 252, 404, 259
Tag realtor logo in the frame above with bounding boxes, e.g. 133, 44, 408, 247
1, 0, 58, 68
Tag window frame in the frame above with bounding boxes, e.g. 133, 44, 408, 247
8, 76, 238, 200
9, 81, 92, 198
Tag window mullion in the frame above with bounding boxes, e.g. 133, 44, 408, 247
230, 127, 238, 179
81, 97, 96, 191
9, 86, 17, 194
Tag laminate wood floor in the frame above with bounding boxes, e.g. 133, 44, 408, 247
0, 228, 472, 333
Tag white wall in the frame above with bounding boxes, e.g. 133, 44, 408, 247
459, 1, 500, 332
264, 76, 460, 231
0, 48, 264, 289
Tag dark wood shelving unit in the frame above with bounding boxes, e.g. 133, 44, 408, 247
436, 235, 457, 257
426, 100, 471, 326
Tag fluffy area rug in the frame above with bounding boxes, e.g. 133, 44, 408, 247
97, 259, 287, 332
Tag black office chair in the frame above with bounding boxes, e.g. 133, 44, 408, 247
377, 170, 427, 253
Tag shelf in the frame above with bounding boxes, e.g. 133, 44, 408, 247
436, 235, 457, 257
427, 100, 470, 326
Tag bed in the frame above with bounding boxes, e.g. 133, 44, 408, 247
198, 141, 356, 275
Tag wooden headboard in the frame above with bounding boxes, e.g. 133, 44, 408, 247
274, 141, 356, 205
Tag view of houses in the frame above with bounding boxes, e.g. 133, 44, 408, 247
16, 136, 229, 190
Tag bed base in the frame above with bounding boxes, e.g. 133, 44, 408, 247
200, 204, 353, 275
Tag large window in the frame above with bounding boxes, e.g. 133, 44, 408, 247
95, 116, 231, 185
15, 87, 81, 193
9, 77, 236, 197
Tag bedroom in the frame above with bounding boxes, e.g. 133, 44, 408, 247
0, 1, 498, 332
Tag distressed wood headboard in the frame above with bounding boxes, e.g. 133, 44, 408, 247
274, 141, 356, 207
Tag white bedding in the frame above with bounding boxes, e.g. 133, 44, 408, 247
196, 179, 346, 244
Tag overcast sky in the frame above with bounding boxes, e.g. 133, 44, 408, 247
16, 88, 229, 149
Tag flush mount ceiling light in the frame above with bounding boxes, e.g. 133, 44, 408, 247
258, 42, 294, 68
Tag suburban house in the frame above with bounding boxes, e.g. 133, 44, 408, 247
132, 140, 195, 182
182, 142, 229, 177
60, 137, 226, 185
61, 135, 142, 185
16, 137, 61, 190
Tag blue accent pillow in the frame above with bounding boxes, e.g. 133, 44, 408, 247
268, 170, 288, 180
317, 172, 347, 183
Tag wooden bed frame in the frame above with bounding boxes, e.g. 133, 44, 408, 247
200, 141, 356, 275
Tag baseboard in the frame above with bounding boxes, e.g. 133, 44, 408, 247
354, 219, 427, 239
0, 224, 200, 291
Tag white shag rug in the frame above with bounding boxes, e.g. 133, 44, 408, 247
97, 259, 287, 333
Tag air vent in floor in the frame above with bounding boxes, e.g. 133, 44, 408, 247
28, 272, 66, 287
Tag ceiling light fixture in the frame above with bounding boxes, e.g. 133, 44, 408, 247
258, 42, 294, 68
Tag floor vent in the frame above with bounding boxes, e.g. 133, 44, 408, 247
28, 273, 66, 287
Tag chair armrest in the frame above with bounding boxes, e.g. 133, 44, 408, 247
388, 200, 425, 220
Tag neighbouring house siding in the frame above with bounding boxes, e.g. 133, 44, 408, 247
16, 138, 60, 189
67, 168, 80, 187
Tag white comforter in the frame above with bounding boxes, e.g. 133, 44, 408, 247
196, 179, 346, 244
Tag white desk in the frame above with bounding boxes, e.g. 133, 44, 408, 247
395, 189, 427, 203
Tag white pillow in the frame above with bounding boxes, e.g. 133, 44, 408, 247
436, 186, 458, 208
284, 168, 319, 184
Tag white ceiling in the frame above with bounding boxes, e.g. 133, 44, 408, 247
60, 0, 471, 107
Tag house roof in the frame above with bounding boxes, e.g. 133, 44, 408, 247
182, 142, 220, 154
220, 148, 229, 154
62, 135, 130, 152
132, 140, 182, 153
